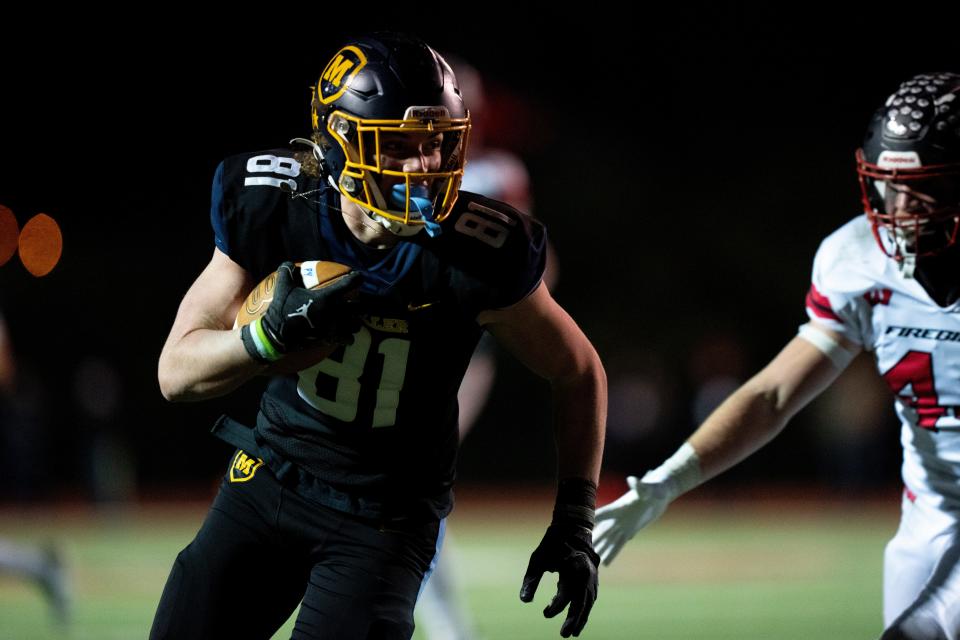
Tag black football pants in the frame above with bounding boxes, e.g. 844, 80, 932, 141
149, 453, 441, 640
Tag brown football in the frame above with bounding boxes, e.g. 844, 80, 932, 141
235, 260, 354, 374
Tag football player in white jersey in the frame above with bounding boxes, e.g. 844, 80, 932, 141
593, 71, 960, 639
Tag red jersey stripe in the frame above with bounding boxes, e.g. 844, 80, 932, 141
806, 284, 842, 322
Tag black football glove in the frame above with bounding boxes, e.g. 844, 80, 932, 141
241, 261, 362, 363
520, 479, 600, 638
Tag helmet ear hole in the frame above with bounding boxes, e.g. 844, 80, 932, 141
331, 116, 352, 139
340, 175, 358, 194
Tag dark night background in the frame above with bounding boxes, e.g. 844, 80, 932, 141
1, 9, 958, 502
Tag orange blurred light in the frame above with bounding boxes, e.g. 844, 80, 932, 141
0, 205, 18, 267
18, 213, 62, 277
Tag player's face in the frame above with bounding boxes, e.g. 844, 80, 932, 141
880, 177, 960, 253
883, 178, 957, 218
379, 131, 444, 171
377, 131, 444, 198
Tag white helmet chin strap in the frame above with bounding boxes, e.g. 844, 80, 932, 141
892, 229, 917, 278
878, 225, 918, 279
898, 255, 917, 279
364, 210, 423, 237
290, 137, 325, 165
356, 172, 424, 237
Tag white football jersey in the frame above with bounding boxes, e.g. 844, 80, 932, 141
806, 215, 960, 515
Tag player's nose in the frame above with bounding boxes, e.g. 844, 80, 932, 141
402, 151, 428, 173
890, 188, 933, 216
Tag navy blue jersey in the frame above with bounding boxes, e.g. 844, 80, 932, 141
211, 148, 546, 520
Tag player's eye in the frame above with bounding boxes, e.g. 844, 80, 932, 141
888, 183, 937, 204
382, 140, 404, 153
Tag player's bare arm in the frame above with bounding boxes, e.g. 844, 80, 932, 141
159, 251, 361, 401
593, 323, 860, 565
690, 324, 860, 481
480, 282, 606, 638
479, 282, 606, 482
158, 247, 263, 402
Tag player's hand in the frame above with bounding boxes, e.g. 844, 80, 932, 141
520, 522, 600, 637
259, 261, 362, 355
592, 475, 671, 566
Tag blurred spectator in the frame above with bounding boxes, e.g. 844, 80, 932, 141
686, 330, 748, 427
73, 355, 136, 504
0, 308, 70, 624
602, 349, 675, 477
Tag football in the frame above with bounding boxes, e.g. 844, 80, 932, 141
235, 260, 354, 327
236, 260, 355, 374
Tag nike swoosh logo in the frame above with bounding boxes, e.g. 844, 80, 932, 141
406, 301, 437, 312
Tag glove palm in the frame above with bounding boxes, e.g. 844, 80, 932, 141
591, 475, 672, 566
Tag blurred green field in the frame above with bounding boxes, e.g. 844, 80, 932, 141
0, 493, 895, 639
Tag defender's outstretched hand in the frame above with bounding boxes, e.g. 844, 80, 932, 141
594, 443, 702, 566
592, 475, 672, 566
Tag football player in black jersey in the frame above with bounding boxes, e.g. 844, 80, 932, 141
151, 33, 606, 640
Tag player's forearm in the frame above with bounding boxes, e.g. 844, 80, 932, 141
158, 327, 264, 402
551, 352, 607, 483
687, 379, 791, 483
688, 334, 846, 483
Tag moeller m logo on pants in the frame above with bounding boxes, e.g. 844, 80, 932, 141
229, 450, 264, 483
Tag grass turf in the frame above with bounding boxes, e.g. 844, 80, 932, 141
0, 494, 894, 639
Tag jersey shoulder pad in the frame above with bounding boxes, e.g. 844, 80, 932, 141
439, 191, 547, 310
812, 214, 887, 298
210, 148, 319, 276
806, 215, 885, 345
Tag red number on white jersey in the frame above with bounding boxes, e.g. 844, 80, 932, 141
882, 351, 948, 430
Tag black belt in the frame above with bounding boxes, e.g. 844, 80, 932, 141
211, 415, 297, 485
210, 414, 446, 523
210, 414, 261, 454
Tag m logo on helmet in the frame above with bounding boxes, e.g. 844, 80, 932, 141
318, 46, 367, 106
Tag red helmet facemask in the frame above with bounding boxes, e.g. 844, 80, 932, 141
857, 149, 960, 276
